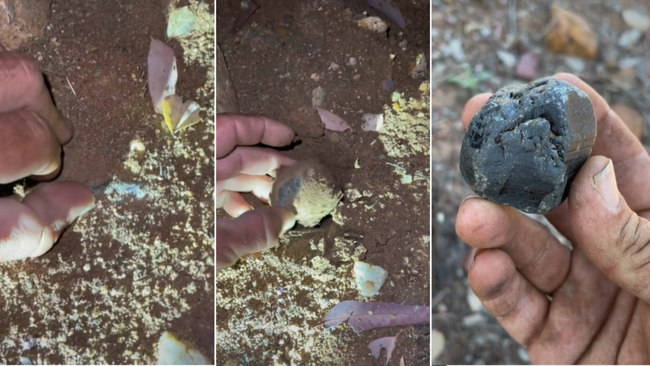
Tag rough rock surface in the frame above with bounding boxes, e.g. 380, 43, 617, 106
270, 160, 343, 227
216, 44, 239, 114
0, 0, 51, 50
460, 77, 596, 214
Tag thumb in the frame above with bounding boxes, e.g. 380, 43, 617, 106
0, 181, 95, 261
216, 206, 296, 270
570, 155, 650, 303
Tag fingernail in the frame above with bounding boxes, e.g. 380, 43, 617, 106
470, 248, 483, 270
593, 159, 620, 209
68, 201, 95, 224
280, 208, 297, 236
460, 195, 481, 208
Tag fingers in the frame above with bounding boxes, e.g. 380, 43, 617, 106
529, 246, 621, 364
216, 146, 295, 181
468, 249, 549, 346
457, 197, 571, 293
460, 93, 490, 128
219, 174, 274, 203
216, 206, 296, 270
218, 191, 252, 217
0, 181, 95, 261
0, 52, 71, 143
577, 290, 638, 364
0, 110, 61, 183
216, 114, 295, 159
569, 155, 650, 304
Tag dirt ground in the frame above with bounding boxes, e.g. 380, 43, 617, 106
0, 0, 214, 364
216, 0, 430, 364
432, 0, 650, 364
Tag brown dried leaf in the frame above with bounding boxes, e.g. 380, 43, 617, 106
545, 5, 598, 59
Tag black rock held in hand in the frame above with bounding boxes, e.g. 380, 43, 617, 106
459, 77, 597, 214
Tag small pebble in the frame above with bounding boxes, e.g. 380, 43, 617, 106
311, 86, 326, 107
619, 29, 642, 48
381, 80, 395, 92
623, 9, 650, 32
496, 50, 517, 69
467, 289, 483, 312
346, 57, 357, 67
83, 263, 91, 272
515, 51, 540, 80
462, 312, 485, 327
517, 347, 530, 363
564, 56, 585, 73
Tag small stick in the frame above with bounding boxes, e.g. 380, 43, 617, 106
65, 77, 76, 97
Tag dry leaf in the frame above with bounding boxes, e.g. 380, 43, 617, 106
315, 107, 351, 132
162, 95, 202, 133
368, 337, 396, 365
611, 104, 644, 140
147, 39, 178, 113
545, 5, 598, 59
323, 301, 429, 332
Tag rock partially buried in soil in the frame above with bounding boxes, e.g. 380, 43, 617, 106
216, 44, 239, 113
460, 77, 596, 214
0, 0, 51, 50
270, 160, 343, 227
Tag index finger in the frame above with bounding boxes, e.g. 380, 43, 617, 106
0, 52, 72, 143
216, 114, 295, 158
460, 73, 650, 213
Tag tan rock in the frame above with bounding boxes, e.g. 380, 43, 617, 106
0, 0, 51, 50
611, 104, 644, 140
545, 4, 598, 59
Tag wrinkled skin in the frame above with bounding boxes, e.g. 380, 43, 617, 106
216, 114, 296, 270
456, 73, 650, 364
0, 48, 95, 261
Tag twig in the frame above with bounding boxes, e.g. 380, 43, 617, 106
41, 68, 66, 77
508, 0, 518, 38
432, 287, 450, 308
65, 77, 76, 97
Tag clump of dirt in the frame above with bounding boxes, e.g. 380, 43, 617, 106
380, 83, 431, 158
217, 0, 430, 364
0, 0, 214, 364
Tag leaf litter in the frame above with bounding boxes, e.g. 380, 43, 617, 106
316, 107, 352, 132
368, 336, 397, 365
323, 300, 430, 332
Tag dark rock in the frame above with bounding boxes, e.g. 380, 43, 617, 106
381, 80, 395, 92
459, 77, 596, 214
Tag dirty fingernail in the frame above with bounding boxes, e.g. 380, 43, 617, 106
593, 159, 620, 209
280, 208, 297, 236
460, 195, 481, 208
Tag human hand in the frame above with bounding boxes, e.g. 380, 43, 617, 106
0, 50, 95, 261
216, 114, 297, 270
456, 73, 650, 364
